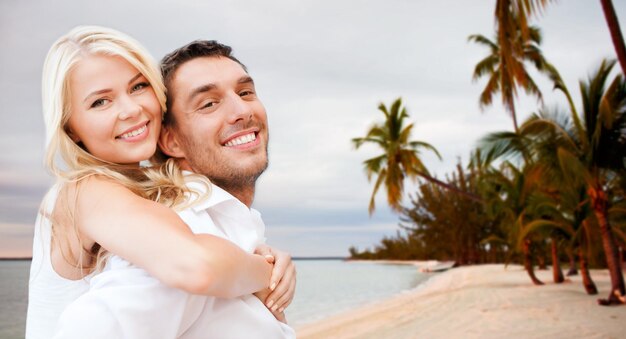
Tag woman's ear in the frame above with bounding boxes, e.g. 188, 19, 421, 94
158, 126, 186, 159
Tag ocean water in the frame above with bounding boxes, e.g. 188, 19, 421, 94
286, 260, 429, 327
0, 260, 30, 339
0, 259, 428, 337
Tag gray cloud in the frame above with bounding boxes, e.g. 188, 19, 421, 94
0, 0, 622, 256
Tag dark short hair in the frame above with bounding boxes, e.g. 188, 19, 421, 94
160, 40, 247, 125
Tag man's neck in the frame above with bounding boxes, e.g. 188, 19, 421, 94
210, 179, 255, 208
223, 185, 255, 208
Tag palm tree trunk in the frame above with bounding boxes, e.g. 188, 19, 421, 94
600, 0, 626, 75
524, 239, 544, 285
580, 248, 598, 295
551, 237, 565, 283
567, 247, 578, 276
590, 187, 626, 305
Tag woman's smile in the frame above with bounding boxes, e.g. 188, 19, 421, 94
116, 121, 150, 142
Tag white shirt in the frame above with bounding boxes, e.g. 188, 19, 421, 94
26, 184, 94, 339
53, 180, 295, 339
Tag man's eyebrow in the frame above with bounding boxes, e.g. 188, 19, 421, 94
188, 83, 217, 103
186, 76, 254, 103
238, 75, 254, 85
83, 73, 143, 104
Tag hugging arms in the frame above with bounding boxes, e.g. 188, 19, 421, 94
27, 26, 296, 339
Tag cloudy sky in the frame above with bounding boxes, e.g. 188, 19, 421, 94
1, 0, 624, 257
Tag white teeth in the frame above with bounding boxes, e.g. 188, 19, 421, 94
225, 132, 256, 147
118, 124, 147, 139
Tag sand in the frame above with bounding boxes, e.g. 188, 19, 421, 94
296, 264, 625, 339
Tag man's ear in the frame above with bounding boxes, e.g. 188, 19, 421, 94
66, 128, 81, 143
158, 126, 186, 158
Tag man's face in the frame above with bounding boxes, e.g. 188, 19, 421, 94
164, 56, 268, 190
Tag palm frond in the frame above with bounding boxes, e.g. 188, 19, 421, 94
368, 168, 387, 215
362, 154, 387, 180
468, 34, 499, 52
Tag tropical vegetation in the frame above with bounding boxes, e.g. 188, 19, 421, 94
351, 0, 626, 306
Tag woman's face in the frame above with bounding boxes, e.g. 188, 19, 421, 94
67, 54, 162, 164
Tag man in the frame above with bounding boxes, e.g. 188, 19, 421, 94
53, 41, 296, 338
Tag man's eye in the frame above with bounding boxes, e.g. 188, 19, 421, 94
201, 101, 215, 109
131, 82, 150, 92
240, 90, 254, 97
90, 98, 109, 108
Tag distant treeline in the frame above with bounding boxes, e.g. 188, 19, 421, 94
349, 161, 613, 271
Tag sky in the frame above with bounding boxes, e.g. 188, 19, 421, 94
0, 0, 624, 257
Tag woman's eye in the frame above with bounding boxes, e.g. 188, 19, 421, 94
131, 82, 150, 92
90, 98, 109, 108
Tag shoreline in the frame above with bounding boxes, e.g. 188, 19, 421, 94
0, 257, 31, 261
344, 259, 451, 267
344, 259, 423, 266
296, 264, 624, 338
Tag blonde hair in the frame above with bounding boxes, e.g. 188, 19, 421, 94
41, 25, 207, 273
43, 25, 166, 176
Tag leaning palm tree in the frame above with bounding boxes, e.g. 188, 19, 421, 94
352, 98, 442, 214
515, 59, 626, 304
520, 181, 600, 291
469, 24, 552, 132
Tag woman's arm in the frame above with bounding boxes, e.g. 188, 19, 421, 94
254, 244, 296, 314
66, 176, 272, 298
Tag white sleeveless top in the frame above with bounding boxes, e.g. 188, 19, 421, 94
25, 184, 93, 339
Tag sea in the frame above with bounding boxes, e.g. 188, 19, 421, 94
0, 259, 430, 338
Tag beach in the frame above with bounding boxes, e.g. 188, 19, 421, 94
296, 264, 624, 339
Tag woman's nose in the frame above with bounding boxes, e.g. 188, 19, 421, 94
118, 95, 142, 120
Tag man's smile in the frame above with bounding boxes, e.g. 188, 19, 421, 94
222, 129, 260, 149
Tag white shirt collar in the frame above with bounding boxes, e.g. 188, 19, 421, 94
182, 171, 247, 212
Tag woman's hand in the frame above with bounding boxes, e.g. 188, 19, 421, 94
254, 244, 296, 314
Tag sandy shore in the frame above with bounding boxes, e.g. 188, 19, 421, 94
296, 264, 624, 339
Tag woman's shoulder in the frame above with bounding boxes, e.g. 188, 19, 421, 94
56, 174, 143, 210
74, 173, 134, 194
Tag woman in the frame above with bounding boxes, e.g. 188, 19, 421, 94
26, 26, 294, 338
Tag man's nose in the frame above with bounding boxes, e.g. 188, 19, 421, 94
226, 94, 252, 124
117, 95, 142, 120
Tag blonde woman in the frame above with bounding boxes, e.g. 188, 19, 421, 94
26, 26, 294, 338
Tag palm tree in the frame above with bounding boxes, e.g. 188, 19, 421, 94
494, 0, 553, 56
352, 98, 441, 214
520, 180, 599, 291
516, 59, 626, 304
469, 24, 552, 133
493, 0, 554, 125
480, 159, 546, 285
